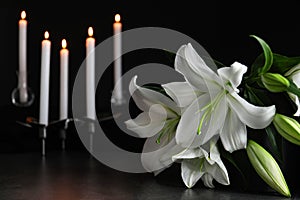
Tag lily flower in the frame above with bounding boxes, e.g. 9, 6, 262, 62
125, 76, 185, 173
172, 43, 276, 152
171, 138, 229, 188
285, 63, 300, 116
125, 76, 180, 138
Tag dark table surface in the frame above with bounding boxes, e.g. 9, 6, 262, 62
0, 104, 299, 200
0, 151, 299, 200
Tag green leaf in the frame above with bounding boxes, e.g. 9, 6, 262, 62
250, 35, 273, 74
245, 85, 264, 106
219, 144, 247, 188
265, 125, 283, 163
246, 140, 291, 197
249, 53, 300, 83
250, 53, 264, 75
271, 53, 300, 74
244, 84, 272, 106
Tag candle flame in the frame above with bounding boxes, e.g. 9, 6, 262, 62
62, 39, 67, 49
115, 14, 121, 23
88, 27, 93, 37
21, 11, 26, 20
44, 31, 49, 39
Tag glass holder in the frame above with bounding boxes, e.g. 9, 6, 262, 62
11, 70, 34, 107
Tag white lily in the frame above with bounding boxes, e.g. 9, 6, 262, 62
171, 138, 229, 188
171, 43, 276, 152
125, 76, 185, 173
285, 63, 300, 116
125, 75, 180, 138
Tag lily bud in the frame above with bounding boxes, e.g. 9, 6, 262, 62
273, 113, 300, 146
261, 73, 290, 92
246, 140, 291, 197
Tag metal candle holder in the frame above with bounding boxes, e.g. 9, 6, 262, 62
15, 112, 114, 156
78, 117, 97, 154
16, 117, 73, 156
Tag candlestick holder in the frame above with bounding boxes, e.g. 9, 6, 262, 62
17, 119, 47, 156
79, 117, 97, 154
39, 125, 47, 156
59, 123, 67, 150
16, 117, 73, 156
11, 87, 35, 107
15, 112, 114, 156
48, 118, 73, 150
11, 71, 34, 107
74, 113, 115, 155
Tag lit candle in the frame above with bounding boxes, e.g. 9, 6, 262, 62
86, 27, 96, 120
113, 14, 123, 102
60, 39, 69, 120
19, 11, 28, 103
39, 31, 51, 125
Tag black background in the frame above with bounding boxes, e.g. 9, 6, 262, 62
0, 0, 300, 152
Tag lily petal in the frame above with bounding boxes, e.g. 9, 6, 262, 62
200, 94, 228, 146
175, 93, 211, 148
200, 135, 219, 155
184, 43, 221, 86
204, 144, 230, 186
217, 62, 247, 90
290, 72, 300, 87
207, 136, 220, 161
181, 158, 205, 188
207, 144, 230, 186
162, 82, 200, 108
287, 93, 300, 116
159, 143, 186, 166
172, 148, 206, 161
220, 109, 247, 152
285, 63, 300, 78
129, 76, 180, 116
141, 136, 183, 173
285, 64, 300, 116
202, 174, 215, 188
125, 104, 168, 138
203, 160, 230, 187
227, 92, 276, 129
175, 45, 221, 93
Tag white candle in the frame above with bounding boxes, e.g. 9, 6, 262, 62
113, 14, 123, 101
60, 39, 69, 120
19, 11, 28, 103
86, 27, 96, 120
39, 31, 51, 125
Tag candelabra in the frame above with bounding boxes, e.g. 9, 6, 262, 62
17, 117, 73, 156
